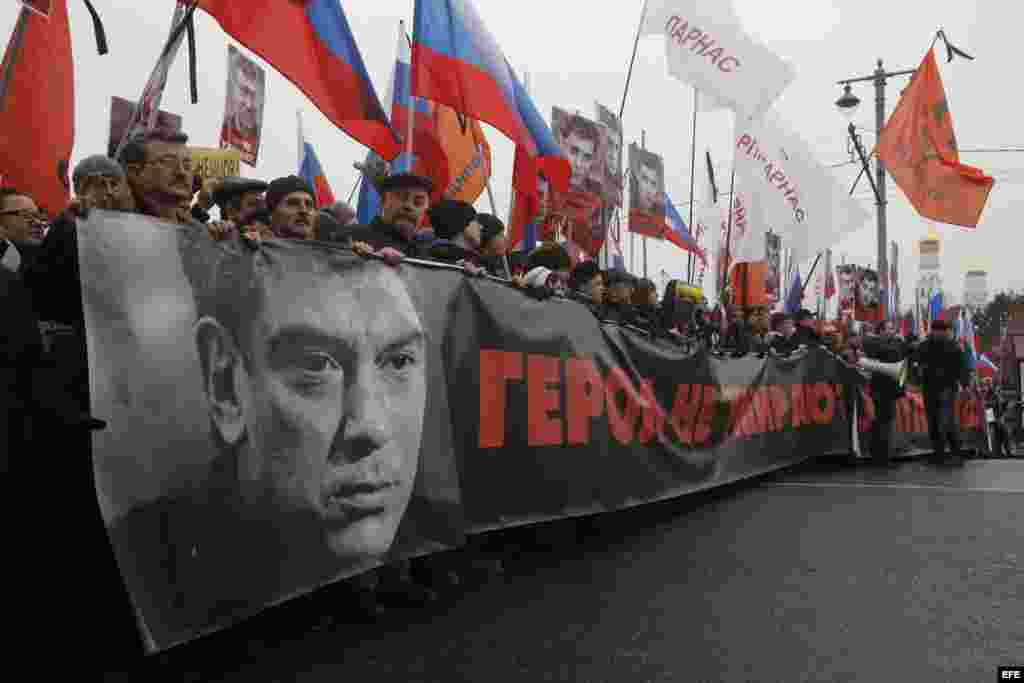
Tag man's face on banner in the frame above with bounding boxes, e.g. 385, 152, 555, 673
561, 129, 596, 190
637, 161, 660, 212
200, 260, 427, 564
604, 128, 622, 177
838, 269, 854, 301
861, 275, 879, 306
232, 67, 261, 133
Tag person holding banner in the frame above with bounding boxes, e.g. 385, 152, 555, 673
425, 199, 485, 270
862, 320, 908, 467
475, 213, 508, 277
212, 176, 268, 224
347, 173, 434, 257
118, 130, 197, 225
264, 175, 319, 240
911, 319, 971, 465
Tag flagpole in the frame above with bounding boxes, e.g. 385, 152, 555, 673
619, 0, 648, 279
346, 175, 362, 204
686, 88, 698, 283
720, 168, 736, 303
799, 252, 821, 306
401, 21, 414, 168
617, 0, 649, 123
641, 129, 648, 280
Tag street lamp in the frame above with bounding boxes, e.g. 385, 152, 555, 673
835, 84, 861, 118
835, 59, 916, 304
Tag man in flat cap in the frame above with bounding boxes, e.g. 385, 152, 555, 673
347, 172, 434, 257
265, 175, 318, 240
212, 176, 268, 224
425, 200, 483, 267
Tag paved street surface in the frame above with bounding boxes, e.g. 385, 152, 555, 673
102, 458, 1023, 682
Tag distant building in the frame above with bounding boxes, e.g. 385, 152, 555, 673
917, 229, 942, 304
963, 270, 989, 311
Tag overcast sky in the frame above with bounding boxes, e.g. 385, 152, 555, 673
4, 0, 1022, 307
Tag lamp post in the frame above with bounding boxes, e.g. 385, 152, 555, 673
835, 59, 916, 297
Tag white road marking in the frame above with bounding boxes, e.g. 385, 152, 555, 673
764, 481, 1024, 494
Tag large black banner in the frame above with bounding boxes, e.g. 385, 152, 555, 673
79, 213, 885, 653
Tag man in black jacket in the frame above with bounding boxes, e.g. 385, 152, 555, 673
862, 319, 907, 467
913, 319, 970, 464
794, 309, 823, 347
0, 267, 41, 470
476, 213, 509, 277
567, 260, 605, 316
346, 173, 434, 257
425, 199, 484, 267
602, 269, 636, 324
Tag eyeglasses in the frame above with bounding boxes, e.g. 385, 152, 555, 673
148, 154, 194, 173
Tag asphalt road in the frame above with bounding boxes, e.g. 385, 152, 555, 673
100, 457, 1023, 682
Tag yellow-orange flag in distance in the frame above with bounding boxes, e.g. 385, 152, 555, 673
875, 49, 993, 229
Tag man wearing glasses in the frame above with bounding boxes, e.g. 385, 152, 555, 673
117, 130, 198, 225
0, 187, 47, 274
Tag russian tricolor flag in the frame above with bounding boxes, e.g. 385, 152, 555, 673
411, 0, 570, 208
199, 0, 400, 160
665, 195, 707, 263
297, 112, 335, 209
357, 22, 448, 224
390, 24, 446, 183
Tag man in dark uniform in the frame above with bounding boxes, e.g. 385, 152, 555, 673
913, 319, 971, 465
862, 319, 908, 467
346, 173, 434, 257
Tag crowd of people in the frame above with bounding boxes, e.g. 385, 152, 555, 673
0, 127, 995, 662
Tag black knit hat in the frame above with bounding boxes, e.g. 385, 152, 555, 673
569, 260, 601, 291
475, 213, 505, 249
527, 243, 571, 272
265, 175, 314, 212
378, 172, 434, 195
427, 199, 477, 240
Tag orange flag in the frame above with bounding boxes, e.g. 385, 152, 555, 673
875, 49, 993, 229
435, 105, 491, 204
730, 261, 769, 308
0, 1, 74, 215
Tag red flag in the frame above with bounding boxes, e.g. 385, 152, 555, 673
875, 49, 993, 228
198, 0, 401, 160
0, 1, 73, 215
